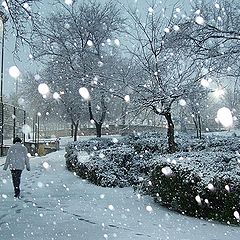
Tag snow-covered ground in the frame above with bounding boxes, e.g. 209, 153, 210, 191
0, 142, 239, 240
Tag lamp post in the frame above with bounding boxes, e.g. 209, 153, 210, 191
0, 10, 7, 103
0, 10, 7, 156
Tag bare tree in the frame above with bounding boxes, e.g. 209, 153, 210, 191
125, 2, 210, 152
26, 0, 125, 138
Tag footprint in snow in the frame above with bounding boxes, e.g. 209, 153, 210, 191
15, 209, 22, 214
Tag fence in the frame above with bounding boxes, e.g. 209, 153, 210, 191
0, 102, 26, 156
37, 124, 165, 138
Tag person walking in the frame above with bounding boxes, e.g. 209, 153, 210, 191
3, 137, 30, 198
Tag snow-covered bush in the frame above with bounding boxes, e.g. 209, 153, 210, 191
73, 137, 117, 153
127, 132, 169, 153
145, 151, 240, 225
72, 147, 155, 187
72, 146, 136, 187
65, 137, 154, 187
65, 137, 119, 170
178, 134, 240, 152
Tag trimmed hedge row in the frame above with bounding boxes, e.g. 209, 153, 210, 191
65, 140, 153, 187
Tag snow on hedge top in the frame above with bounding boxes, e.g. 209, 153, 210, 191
152, 150, 240, 188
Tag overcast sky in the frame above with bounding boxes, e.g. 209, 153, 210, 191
3, 0, 192, 97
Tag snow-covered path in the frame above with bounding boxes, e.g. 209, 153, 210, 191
0, 148, 240, 240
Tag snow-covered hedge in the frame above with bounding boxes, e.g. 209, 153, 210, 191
66, 141, 153, 187
65, 132, 240, 225
144, 151, 240, 225
126, 132, 169, 153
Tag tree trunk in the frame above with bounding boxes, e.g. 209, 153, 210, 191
95, 122, 102, 137
192, 115, 199, 138
73, 120, 79, 141
198, 113, 202, 139
87, 95, 107, 138
192, 113, 202, 139
121, 102, 127, 125
164, 111, 177, 153
71, 123, 74, 138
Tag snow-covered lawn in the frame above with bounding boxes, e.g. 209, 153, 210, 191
1, 148, 240, 240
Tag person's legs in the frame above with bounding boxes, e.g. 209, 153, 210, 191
11, 170, 22, 197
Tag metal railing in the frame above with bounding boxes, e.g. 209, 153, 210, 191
0, 102, 26, 156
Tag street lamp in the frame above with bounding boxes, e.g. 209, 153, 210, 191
0, 10, 8, 103
0, 10, 7, 156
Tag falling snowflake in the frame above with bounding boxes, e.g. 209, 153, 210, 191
112, 138, 118, 143
87, 40, 93, 47
200, 78, 210, 87
195, 195, 202, 204
38, 83, 50, 95
207, 183, 214, 191
195, 16, 205, 25
176, 8, 181, 13
17, 97, 25, 106
2, 194, 7, 199
164, 28, 170, 33
99, 153, 105, 159
98, 61, 104, 67
148, 7, 154, 14
173, 25, 180, 31
146, 205, 153, 212
108, 205, 114, 211
204, 199, 209, 204
53, 92, 60, 100
9, 66, 21, 78
34, 74, 41, 80
234, 211, 240, 220
216, 107, 233, 128
43, 162, 50, 169
179, 99, 186, 106
161, 166, 172, 176
103, 234, 108, 239
79, 87, 90, 100
65, 0, 73, 5
225, 185, 230, 192
100, 194, 105, 199
114, 39, 120, 46
64, 23, 70, 29
23, 3, 31, 11
213, 88, 224, 98
195, 9, 201, 15
22, 124, 32, 135
124, 95, 130, 103
37, 182, 44, 188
